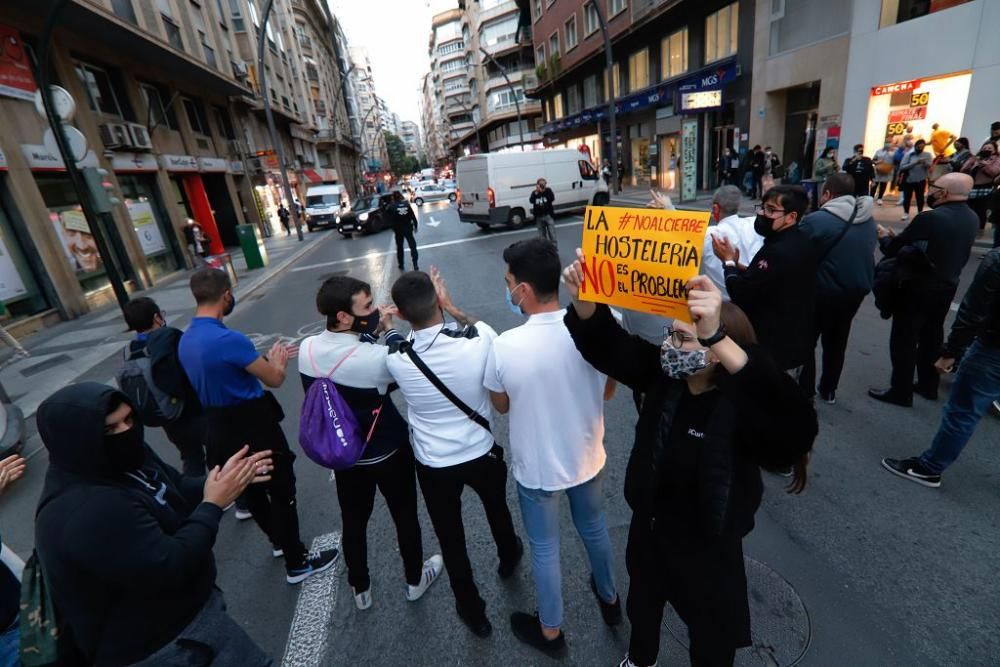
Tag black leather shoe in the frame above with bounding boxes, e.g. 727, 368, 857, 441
868, 388, 912, 407
498, 536, 524, 579
589, 575, 622, 626
913, 384, 938, 401
510, 612, 568, 658
456, 604, 492, 638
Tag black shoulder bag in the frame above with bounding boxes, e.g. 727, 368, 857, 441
819, 204, 858, 263
398, 341, 492, 434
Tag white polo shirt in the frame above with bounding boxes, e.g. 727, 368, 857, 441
386, 321, 497, 467
483, 309, 607, 491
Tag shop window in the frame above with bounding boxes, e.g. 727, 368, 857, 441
182, 97, 209, 136
139, 82, 177, 130
584, 3, 600, 35
111, 0, 137, 24
628, 48, 649, 92
75, 63, 124, 117
36, 176, 110, 294
118, 175, 180, 282
0, 193, 50, 319
879, 0, 972, 28
609, 0, 627, 17
705, 2, 739, 64
661, 28, 687, 80
565, 15, 578, 50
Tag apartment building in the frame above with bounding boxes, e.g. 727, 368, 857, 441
400, 121, 422, 158
421, 71, 449, 165
0, 0, 360, 333
349, 46, 388, 177
426, 8, 471, 163
526, 0, 754, 200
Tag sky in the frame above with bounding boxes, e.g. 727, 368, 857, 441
328, 0, 459, 127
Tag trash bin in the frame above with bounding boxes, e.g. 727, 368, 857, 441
206, 253, 238, 287
236, 224, 269, 270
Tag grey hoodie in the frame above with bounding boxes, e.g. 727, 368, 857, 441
800, 195, 878, 302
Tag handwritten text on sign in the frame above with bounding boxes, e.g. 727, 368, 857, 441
580, 206, 710, 321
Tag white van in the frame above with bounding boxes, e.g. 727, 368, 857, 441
304, 184, 350, 231
456, 149, 608, 229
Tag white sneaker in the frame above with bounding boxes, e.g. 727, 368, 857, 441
877, 199, 883, 206
235, 508, 253, 521
354, 587, 372, 610
272, 547, 283, 558
619, 656, 655, 667
901, 212, 909, 221
405, 554, 444, 601
991, 400, 1000, 417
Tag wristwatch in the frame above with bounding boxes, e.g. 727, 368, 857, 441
698, 324, 728, 347
724, 260, 737, 268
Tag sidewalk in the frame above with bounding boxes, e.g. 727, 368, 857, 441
2, 230, 333, 422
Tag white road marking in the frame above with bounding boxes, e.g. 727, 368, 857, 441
291, 219, 585, 273
374, 235, 397, 303
281, 531, 342, 667
426, 216, 441, 227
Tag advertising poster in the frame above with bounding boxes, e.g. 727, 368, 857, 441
0, 25, 36, 102
126, 200, 166, 256
51, 209, 103, 274
579, 205, 710, 321
0, 233, 26, 302
680, 119, 698, 202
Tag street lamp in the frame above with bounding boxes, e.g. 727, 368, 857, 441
257, 0, 303, 241
478, 46, 524, 152
587, 0, 617, 192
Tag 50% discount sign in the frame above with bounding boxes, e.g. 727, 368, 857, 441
577, 206, 710, 322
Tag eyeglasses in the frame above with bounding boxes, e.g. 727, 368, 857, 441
664, 326, 696, 348
754, 204, 786, 216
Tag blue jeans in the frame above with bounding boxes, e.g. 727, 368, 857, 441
919, 340, 1000, 474
0, 617, 19, 667
517, 472, 617, 629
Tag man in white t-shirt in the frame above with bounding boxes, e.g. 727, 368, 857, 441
386, 269, 522, 639
484, 239, 621, 659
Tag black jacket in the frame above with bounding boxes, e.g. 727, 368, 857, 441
387, 201, 418, 231
843, 156, 875, 196
800, 195, 877, 304
34, 383, 221, 666
564, 305, 816, 542
879, 201, 979, 286
724, 225, 819, 369
529, 187, 555, 217
943, 248, 1000, 356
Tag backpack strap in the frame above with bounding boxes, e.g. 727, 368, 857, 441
306, 340, 361, 380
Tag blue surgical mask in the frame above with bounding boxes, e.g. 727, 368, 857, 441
505, 284, 525, 315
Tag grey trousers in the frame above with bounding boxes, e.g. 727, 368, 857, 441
536, 214, 556, 245
134, 590, 272, 667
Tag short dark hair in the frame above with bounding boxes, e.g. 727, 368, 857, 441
915, 139, 926, 147
955, 137, 970, 150
822, 173, 856, 199
502, 239, 560, 300
123, 297, 160, 332
316, 276, 370, 325
392, 191, 404, 201
190, 268, 231, 305
991, 121, 1000, 131
391, 272, 439, 328
762, 185, 809, 221
752, 144, 761, 150
853, 143, 864, 152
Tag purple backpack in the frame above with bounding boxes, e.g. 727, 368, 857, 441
299, 345, 381, 470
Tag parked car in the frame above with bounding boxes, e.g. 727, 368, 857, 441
337, 194, 393, 237
411, 182, 457, 206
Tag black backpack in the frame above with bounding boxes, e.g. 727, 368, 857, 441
115, 327, 197, 427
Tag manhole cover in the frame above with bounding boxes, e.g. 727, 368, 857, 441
664, 557, 811, 666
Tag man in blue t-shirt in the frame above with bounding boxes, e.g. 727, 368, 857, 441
180, 268, 337, 584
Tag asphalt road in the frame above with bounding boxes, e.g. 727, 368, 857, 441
2, 200, 998, 666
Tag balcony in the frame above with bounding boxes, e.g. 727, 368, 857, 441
489, 130, 542, 151
485, 69, 524, 92
480, 36, 519, 57
444, 84, 471, 99
478, 0, 518, 23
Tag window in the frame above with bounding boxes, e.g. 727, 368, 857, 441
609, 0, 626, 17
628, 48, 648, 92
480, 17, 518, 47
549, 33, 559, 59
604, 62, 620, 100
584, 3, 600, 35
705, 3, 739, 63
438, 41, 464, 56
535, 45, 545, 67
578, 160, 598, 180
661, 28, 688, 80
228, 0, 245, 30
553, 92, 564, 119
159, 0, 184, 50
75, 63, 123, 117
214, 0, 227, 28
111, 0, 137, 24
583, 74, 598, 107
139, 83, 176, 129
566, 84, 581, 114
489, 87, 525, 112
440, 59, 464, 74
879, 0, 972, 28
565, 15, 578, 50
533, 0, 542, 21
182, 97, 209, 135
213, 106, 236, 140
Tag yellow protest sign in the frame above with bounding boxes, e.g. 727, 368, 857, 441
579, 205, 710, 321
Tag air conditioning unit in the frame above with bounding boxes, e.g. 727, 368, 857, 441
233, 61, 249, 79
127, 123, 153, 151
98, 122, 132, 149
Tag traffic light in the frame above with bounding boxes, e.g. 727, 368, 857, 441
81, 167, 121, 214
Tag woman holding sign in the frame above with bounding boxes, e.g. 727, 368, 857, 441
561, 257, 817, 667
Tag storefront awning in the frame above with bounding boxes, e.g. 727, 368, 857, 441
303, 169, 323, 184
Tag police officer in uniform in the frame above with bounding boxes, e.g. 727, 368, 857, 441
388, 191, 419, 271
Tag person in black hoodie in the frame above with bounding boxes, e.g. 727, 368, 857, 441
33, 383, 274, 666
713, 184, 819, 372
561, 263, 817, 667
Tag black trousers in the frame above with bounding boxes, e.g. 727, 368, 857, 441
969, 196, 990, 230
414, 444, 519, 616
889, 283, 956, 399
334, 447, 423, 591
205, 394, 307, 567
625, 514, 746, 667
871, 181, 889, 199
751, 172, 763, 199
900, 181, 926, 214
798, 296, 864, 396
394, 226, 418, 269
163, 412, 208, 477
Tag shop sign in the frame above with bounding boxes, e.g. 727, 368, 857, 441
0, 25, 36, 102
228, 160, 244, 174
0, 149, 6, 171
159, 154, 198, 172
111, 152, 158, 172
198, 157, 228, 172
20, 144, 98, 170
680, 119, 698, 203
679, 90, 722, 112
888, 107, 928, 123
677, 61, 738, 94
871, 79, 921, 96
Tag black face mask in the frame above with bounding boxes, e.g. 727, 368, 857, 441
927, 191, 944, 208
350, 311, 379, 336
223, 292, 236, 316
105, 424, 146, 474
754, 214, 779, 238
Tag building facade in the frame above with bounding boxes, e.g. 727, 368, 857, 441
426, 8, 471, 165
349, 46, 388, 179
526, 0, 754, 200
400, 121, 422, 158
420, 71, 449, 165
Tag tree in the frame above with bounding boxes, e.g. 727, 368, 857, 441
383, 131, 408, 176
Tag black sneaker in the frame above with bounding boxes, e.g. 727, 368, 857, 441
913, 383, 938, 401
509, 611, 568, 659
498, 536, 524, 579
818, 388, 836, 405
285, 549, 339, 584
881, 457, 941, 488
868, 388, 912, 407
456, 603, 492, 638
589, 575, 622, 626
